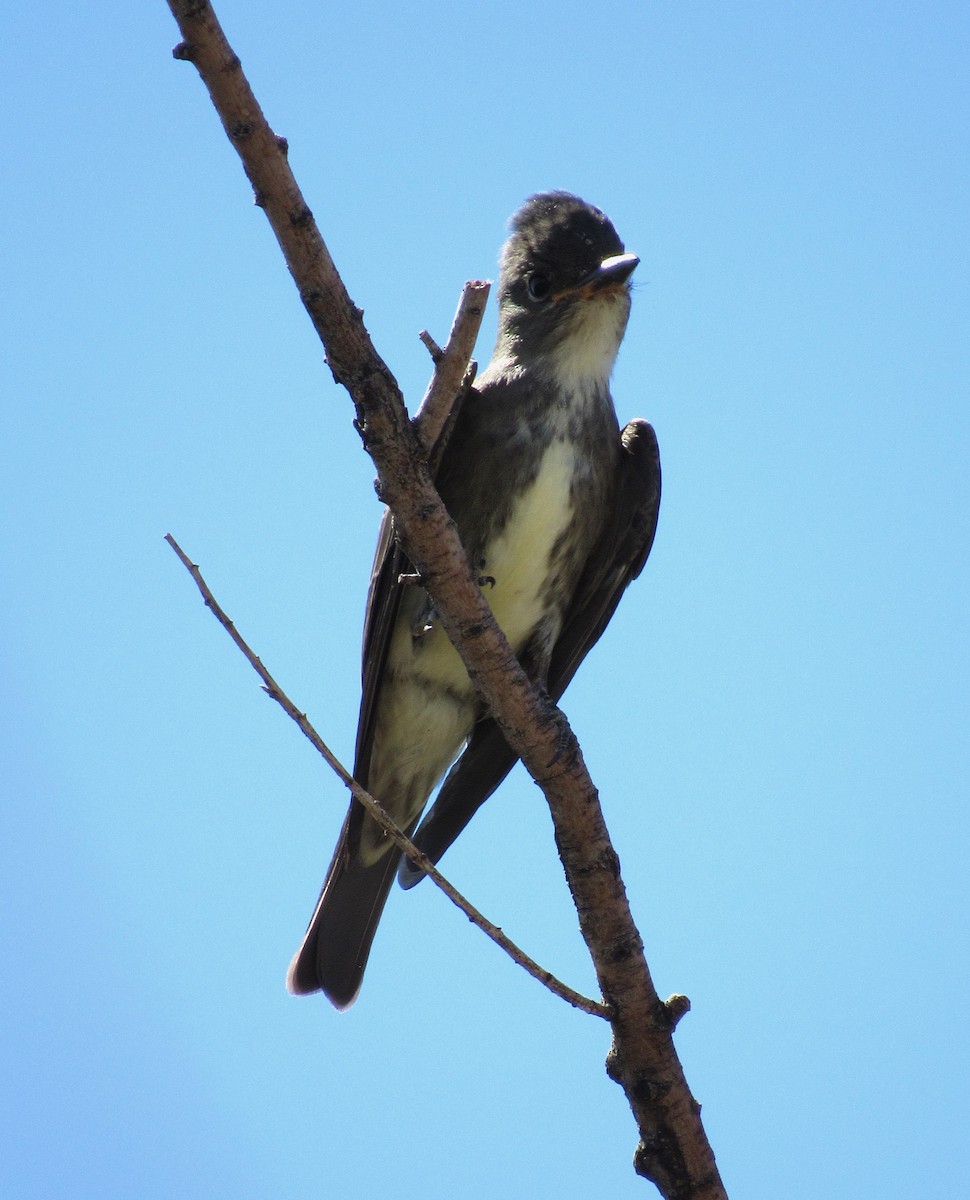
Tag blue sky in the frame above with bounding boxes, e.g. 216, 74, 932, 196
2, 2, 968, 1196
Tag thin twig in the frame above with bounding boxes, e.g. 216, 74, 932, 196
165, 532, 609, 1019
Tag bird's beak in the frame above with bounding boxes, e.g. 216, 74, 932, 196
570, 252, 640, 299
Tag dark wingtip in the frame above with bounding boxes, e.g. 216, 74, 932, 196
397, 856, 426, 890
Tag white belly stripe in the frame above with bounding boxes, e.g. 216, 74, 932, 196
484, 439, 577, 648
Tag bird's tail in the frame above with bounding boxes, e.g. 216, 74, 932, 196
286, 816, 403, 1008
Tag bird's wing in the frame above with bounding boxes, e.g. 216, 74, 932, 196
546, 419, 661, 697
353, 506, 407, 792
399, 418, 661, 886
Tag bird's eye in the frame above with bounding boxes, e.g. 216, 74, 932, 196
526, 272, 552, 302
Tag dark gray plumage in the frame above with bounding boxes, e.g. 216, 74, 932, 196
287, 192, 661, 1007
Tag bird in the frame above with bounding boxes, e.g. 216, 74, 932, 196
287, 191, 661, 1007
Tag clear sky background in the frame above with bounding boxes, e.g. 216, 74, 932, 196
2, 3, 968, 1197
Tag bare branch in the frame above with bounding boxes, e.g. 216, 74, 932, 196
164, 533, 609, 1019
413, 279, 489, 462
165, 3, 725, 1195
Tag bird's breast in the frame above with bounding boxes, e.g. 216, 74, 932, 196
480, 438, 582, 650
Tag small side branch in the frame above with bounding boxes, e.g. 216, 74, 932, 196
165, 532, 608, 1020
413, 279, 489, 464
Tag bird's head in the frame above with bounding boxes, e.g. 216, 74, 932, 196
493, 191, 638, 388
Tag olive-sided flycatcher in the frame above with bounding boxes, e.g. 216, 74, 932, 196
287, 191, 661, 1007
